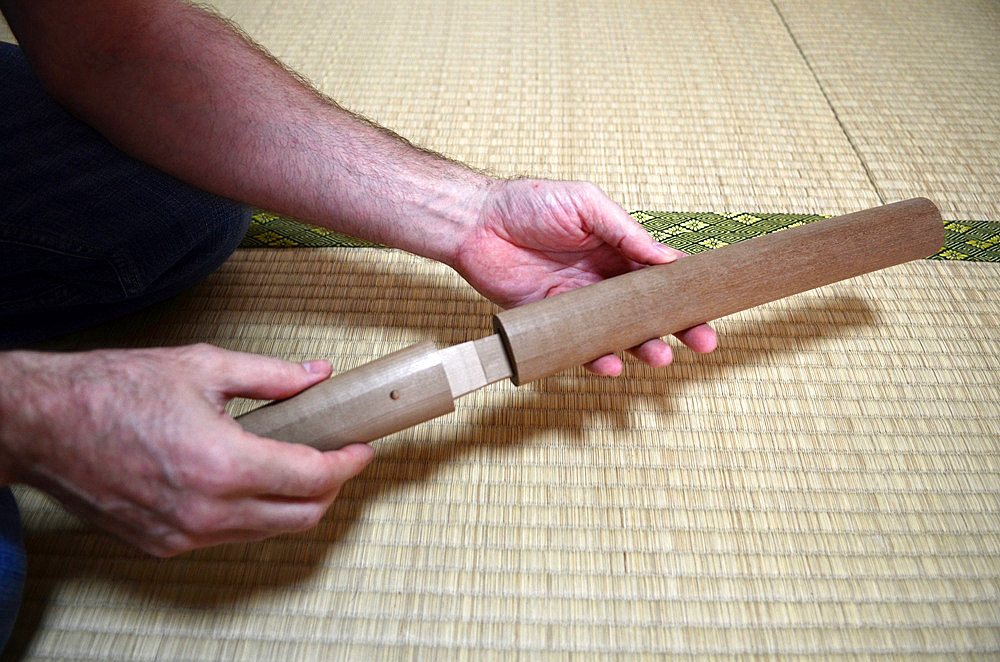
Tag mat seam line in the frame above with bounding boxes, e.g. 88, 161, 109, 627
769, 0, 886, 205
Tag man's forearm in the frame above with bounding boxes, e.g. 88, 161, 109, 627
1, 0, 491, 265
0, 351, 66, 487
0, 352, 29, 485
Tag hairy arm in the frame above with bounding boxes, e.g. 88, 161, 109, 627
0, 0, 716, 555
0, 345, 375, 557
0, 0, 488, 265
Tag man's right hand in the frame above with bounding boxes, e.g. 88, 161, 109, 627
0, 344, 373, 557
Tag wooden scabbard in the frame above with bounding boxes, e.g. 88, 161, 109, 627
493, 197, 944, 384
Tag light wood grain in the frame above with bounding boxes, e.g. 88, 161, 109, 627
237, 340, 454, 449
494, 198, 944, 384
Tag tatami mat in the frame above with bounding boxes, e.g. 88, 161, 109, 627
7, 248, 1000, 660
208, 0, 882, 216
774, 0, 1000, 222
242, 208, 1000, 262
4, 1, 994, 219
4, 0, 1000, 658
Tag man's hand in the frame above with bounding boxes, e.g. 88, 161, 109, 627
0, 345, 373, 557
452, 179, 718, 376
1, 0, 714, 379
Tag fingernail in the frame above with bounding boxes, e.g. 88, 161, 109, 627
656, 244, 679, 261
302, 359, 329, 374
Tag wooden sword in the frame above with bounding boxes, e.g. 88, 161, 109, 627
237, 197, 944, 449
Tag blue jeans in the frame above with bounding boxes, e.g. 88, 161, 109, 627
0, 42, 251, 648
0, 41, 251, 347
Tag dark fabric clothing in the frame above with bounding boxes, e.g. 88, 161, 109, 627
0, 41, 250, 347
0, 41, 251, 647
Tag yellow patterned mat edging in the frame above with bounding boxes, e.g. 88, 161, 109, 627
241, 210, 999, 262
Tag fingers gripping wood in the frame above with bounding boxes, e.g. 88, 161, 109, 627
237, 341, 454, 450
493, 198, 944, 385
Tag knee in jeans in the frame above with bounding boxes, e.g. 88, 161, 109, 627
188, 197, 252, 269
128, 193, 252, 299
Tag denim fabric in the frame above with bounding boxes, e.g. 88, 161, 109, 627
0, 489, 23, 651
0, 41, 251, 347
0, 41, 252, 648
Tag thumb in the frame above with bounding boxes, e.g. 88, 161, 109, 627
583, 189, 682, 266
193, 346, 333, 401
326, 443, 376, 483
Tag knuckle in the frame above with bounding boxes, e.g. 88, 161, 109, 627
273, 446, 333, 496
296, 475, 325, 499
173, 498, 222, 536
571, 180, 601, 201
189, 342, 217, 356
179, 343, 224, 371
151, 545, 180, 559
141, 543, 171, 558
301, 457, 336, 495
174, 448, 240, 495
288, 503, 329, 532
141, 535, 189, 558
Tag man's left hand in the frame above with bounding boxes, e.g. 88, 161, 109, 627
452, 178, 717, 376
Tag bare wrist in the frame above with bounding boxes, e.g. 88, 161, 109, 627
407, 167, 499, 268
0, 352, 36, 484
310, 110, 501, 266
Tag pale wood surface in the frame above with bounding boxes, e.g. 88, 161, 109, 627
437, 335, 513, 399
497, 199, 943, 384
238, 340, 455, 449
246, 201, 942, 441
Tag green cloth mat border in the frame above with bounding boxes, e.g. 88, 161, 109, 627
241, 210, 1000, 262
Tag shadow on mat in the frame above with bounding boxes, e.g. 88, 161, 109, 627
342, 294, 880, 496
7, 294, 876, 653
36, 249, 497, 353
8, 246, 877, 654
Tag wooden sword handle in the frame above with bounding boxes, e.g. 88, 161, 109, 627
237, 341, 456, 450
493, 197, 944, 385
